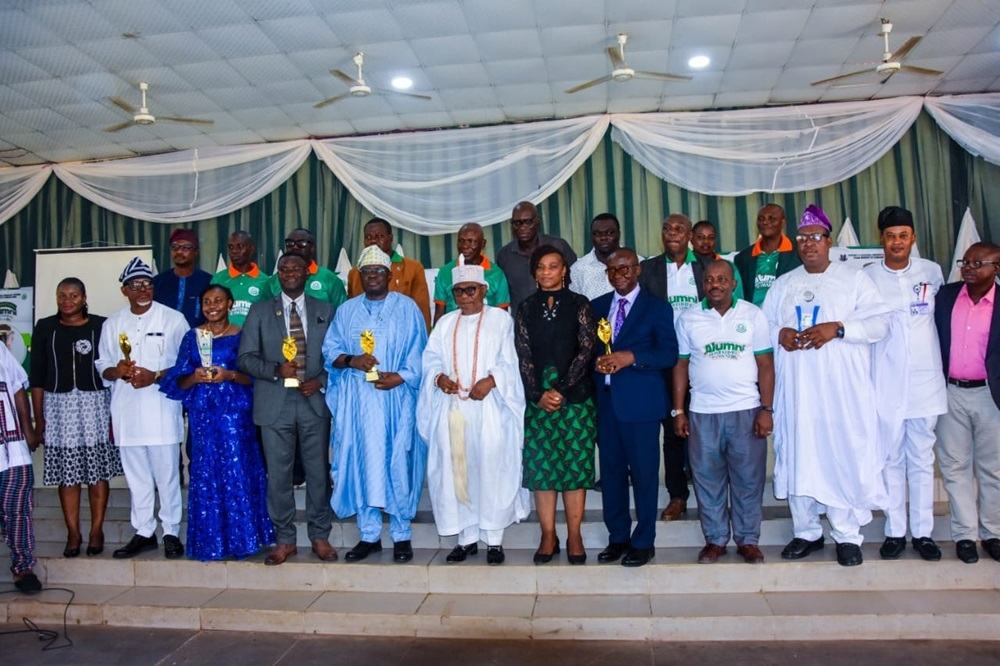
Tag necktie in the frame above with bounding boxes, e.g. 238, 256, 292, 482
613, 297, 627, 341
289, 301, 307, 381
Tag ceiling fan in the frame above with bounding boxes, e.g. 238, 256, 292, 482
811, 18, 944, 87
104, 81, 214, 132
565, 33, 692, 94
314, 52, 432, 108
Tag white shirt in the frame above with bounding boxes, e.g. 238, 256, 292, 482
666, 261, 699, 322
677, 298, 773, 414
569, 249, 613, 301
0, 344, 31, 472
863, 258, 947, 417
95, 302, 188, 447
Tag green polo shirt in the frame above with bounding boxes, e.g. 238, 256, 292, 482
211, 263, 270, 327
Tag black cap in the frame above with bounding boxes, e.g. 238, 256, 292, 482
877, 206, 914, 232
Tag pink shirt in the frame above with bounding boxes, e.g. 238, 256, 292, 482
949, 283, 995, 381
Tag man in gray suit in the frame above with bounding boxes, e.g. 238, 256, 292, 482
238, 252, 338, 565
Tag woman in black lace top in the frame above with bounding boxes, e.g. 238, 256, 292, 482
515, 245, 597, 565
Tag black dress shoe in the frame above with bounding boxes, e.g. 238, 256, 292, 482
486, 545, 505, 565
344, 540, 382, 562
163, 535, 185, 559
393, 540, 413, 563
446, 543, 478, 563
911, 537, 942, 562
597, 542, 631, 564
621, 547, 654, 567
836, 542, 863, 567
879, 536, 907, 560
780, 536, 825, 560
13, 571, 42, 594
981, 538, 1000, 562
956, 539, 979, 564
533, 538, 560, 564
113, 533, 158, 559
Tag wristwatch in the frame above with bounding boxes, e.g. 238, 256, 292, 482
835, 324, 845, 338
760, 405, 774, 413
670, 408, 684, 418
153, 369, 163, 384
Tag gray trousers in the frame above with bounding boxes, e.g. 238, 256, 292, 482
261, 391, 333, 544
688, 408, 767, 546
936, 384, 1000, 542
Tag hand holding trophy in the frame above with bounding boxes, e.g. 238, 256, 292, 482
281, 336, 300, 387
360, 330, 379, 382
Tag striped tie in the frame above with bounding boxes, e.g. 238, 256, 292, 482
289, 301, 306, 381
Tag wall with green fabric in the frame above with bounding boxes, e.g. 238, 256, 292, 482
2, 111, 997, 297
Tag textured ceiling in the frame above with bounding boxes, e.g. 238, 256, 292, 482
1, 0, 998, 165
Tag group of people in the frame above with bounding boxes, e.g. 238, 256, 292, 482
2, 200, 998, 595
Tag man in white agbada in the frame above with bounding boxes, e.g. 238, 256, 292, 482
95, 258, 188, 560
418, 260, 530, 566
864, 206, 947, 562
761, 205, 891, 567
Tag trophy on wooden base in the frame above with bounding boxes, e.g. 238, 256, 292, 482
195, 328, 215, 377
281, 336, 300, 388
360, 330, 379, 382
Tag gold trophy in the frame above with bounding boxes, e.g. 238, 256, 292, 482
597, 318, 612, 355
281, 336, 300, 388
360, 330, 379, 382
118, 333, 132, 362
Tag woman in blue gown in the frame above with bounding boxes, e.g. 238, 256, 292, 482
161, 284, 272, 560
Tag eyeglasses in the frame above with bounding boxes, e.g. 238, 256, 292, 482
124, 279, 153, 291
605, 264, 638, 278
276, 267, 305, 276
956, 259, 1000, 269
511, 217, 538, 228
284, 239, 311, 249
358, 266, 389, 276
795, 233, 830, 243
170, 243, 196, 251
452, 285, 481, 297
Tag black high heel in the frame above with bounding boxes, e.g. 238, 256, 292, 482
86, 532, 104, 557
533, 538, 561, 564
567, 550, 587, 565
63, 536, 82, 558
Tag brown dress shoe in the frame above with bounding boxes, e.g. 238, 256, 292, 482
660, 498, 687, 521
311, 539, 339, 562
264, 543, 298, 566
737, 544, 765, 564
697, 543, 727, 564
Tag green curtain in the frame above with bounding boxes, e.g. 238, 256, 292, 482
3, 110, 997, 289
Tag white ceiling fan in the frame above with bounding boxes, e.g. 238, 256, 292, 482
314, 52, 432, 108
104, 81, 214, 132
811, 18, 944, 87
565, 33, 692, 94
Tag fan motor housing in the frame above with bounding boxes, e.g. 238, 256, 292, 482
612, 68, 635, 83
134, 113, 155, 125
350, 85, 372, 97
876, 61, 901, 74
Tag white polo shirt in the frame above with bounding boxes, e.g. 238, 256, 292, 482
0, 344, 31, 472
676, 297, 773, 414
666, 259, 700, 323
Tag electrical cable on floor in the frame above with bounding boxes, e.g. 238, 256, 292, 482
0, 586, 76, 650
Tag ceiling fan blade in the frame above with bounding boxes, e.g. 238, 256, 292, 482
373, 88, 432, 101
159, 116, 215, 126
606, 45, 626, 70
565, 75, 613, 94
634, 70, 693, 83
330, 69, 361, 86
103, 120, 135, 132
314, 92, 351, 109
110, 96, 137, 114
890, 36, 921, 62
811, 69, 872, 86
898, 64, 944, 77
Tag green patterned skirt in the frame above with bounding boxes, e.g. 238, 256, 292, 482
522, 366, 596, 491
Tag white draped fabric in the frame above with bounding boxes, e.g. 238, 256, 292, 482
610, 97, 924, 196
924, 94, 1000, 167
51, 140, 312, 224
312, 116, 610, 235
0, 165, 51, 225
948, 207, 981, 282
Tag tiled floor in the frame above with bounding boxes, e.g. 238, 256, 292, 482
1, 625, 999, 665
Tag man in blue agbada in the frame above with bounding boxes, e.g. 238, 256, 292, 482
323, 244, 428, 564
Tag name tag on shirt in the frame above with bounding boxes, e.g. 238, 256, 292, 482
910, 301, 930, 315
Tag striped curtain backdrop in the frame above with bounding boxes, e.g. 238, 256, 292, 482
3, 111, 998, 290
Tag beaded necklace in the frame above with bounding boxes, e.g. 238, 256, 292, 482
452, 309, 485, 401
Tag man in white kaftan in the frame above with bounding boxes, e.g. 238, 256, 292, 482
96, 258, 188, 559
761, 205, 891, 567
418, 262, 530, 565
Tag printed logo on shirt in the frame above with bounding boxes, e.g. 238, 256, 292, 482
231, 301, 251, 317
74, 339, 93, 355
688, 276, 697, 286
755, 274, 776, 291
735, 323, 747, 334
704, 341, 746, 360
248, 286, 260, 297
310, 280, 322, 291
668, 295, 699, 311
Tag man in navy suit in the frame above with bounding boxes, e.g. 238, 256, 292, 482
933, 242, 1000, 564
592, 248, 678, 567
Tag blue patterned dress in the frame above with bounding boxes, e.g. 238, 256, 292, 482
161, 331, 273, 560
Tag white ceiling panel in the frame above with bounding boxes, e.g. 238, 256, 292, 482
423, 63, 491, 88
670, 15, 744, 48
475, 30, 544, 62
484, 59, 550, 86
25, 2, 121, 42
238, 0, 316, 22
298, 120, 357, 138
0, 53, 53, 85
461, 0, 539, 33
436, 87, 501, 109
534, 0, 605, 27
228, 55, 305, 86
90, 0, 188, 36
727, 41, 797, 70
139, 33, 220, 65
162, 0, 248, 29
325, 9, 405, 43
9, 79, 90, 108
257, 17, 342, 53
195, 24, 281, 58
77, 38, 164, 71
172, 62, 249, 89
409, 34, 482, 67
607, 0, 679, 23
714, 90, 772, 108
17, 45, 106, 78
393, 1, 469, 39
0, 9, 65, 49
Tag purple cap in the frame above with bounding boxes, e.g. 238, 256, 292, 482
798, 204, 832, 232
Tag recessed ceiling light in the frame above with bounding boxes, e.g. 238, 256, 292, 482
688, 55, 710, 69
391, 77, 413, 90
